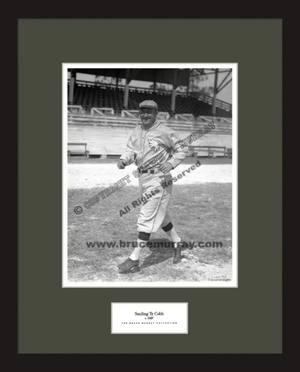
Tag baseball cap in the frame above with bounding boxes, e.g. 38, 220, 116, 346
139, 100, 158, 110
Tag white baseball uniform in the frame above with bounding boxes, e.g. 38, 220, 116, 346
120, 119, 188, 233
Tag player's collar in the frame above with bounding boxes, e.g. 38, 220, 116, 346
140, 119, 161, 131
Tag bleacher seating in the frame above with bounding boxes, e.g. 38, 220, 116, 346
67, 81, 232, 157
67, 113, 232, 156
69, 83, 232, 118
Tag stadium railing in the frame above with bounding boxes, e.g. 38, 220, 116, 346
67, 110, 232, 135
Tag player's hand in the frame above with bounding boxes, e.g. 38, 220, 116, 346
117, 159, 126, 169
159, 162, 173, 174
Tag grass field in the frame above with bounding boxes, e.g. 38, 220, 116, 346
68, 180, 232, 283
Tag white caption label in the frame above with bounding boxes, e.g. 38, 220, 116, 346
111, 303, 188, 334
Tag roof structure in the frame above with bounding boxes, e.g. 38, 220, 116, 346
68, 68, 232, 116
69, 68, 232, 90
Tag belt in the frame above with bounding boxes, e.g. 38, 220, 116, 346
138, 168, 159, 174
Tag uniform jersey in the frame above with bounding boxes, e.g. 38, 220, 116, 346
120, 120, 188, 171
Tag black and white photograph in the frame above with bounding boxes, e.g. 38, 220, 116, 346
63, 63, 237, 287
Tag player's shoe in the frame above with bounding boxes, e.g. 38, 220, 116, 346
173, 240, 192, 264
173, 241, 184, 264
118, 258, 140, 273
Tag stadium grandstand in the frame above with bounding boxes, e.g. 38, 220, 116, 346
67, 68, 233, 158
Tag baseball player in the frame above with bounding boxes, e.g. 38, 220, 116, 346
117, 100, 188, 274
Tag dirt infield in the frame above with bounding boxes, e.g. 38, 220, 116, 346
68, 162, 232, 189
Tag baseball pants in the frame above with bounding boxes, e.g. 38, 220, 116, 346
137, 171, 173, 234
